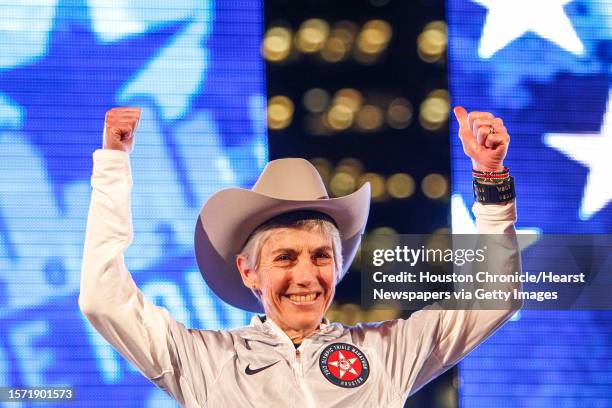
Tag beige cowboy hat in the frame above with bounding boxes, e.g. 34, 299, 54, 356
194, 158, 371, 312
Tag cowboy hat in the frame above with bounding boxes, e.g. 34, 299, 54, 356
194, 158, 370, 312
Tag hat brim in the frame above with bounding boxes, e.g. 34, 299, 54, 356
194, 183, 371, 312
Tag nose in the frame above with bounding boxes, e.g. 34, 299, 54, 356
292, 257, 318, 286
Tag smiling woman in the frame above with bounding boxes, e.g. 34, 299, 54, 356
237, 223, 338, 344
79, 106, 522, 407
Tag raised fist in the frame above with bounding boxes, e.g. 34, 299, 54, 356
453, 106, 510, 172
103, 107, 141, 153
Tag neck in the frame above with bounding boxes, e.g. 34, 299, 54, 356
267, 317, 321, 345
286, 326, 319, 345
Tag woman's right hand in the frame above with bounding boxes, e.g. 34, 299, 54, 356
103, 107, 141, 153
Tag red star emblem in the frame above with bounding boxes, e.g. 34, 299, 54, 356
326, 350, 362, 381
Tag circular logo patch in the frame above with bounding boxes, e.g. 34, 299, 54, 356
319, 343, 369, 388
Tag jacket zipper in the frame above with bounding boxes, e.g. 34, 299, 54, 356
294, 348, 316, 408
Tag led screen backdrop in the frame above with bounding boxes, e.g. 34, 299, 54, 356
448, 0, 612, 406
0, 1, 265, 406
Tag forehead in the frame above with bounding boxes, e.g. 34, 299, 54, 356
261, 227, 333, 252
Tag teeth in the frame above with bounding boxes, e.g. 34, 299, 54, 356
288, 293, 317, 303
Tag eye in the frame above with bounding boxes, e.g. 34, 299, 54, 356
313, 251, 332, 265
273, 253, 295, 266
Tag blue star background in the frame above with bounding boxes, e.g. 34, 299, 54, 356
0, 9, 187, 211
0, 1, 265, 406
2, 0, 610, 405
449, 0, 612, 406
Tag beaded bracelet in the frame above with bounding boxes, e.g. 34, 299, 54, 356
472, 166, 509, 175
472, 167, 509, 183
473, 176, 510, 184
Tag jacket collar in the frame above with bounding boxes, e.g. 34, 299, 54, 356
236, 315, 345, 346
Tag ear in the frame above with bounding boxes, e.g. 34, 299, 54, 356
236, 255, 259, 289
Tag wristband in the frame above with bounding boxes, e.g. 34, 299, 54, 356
473, 176, 515, 204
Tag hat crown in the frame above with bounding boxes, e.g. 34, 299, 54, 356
252, 158, 329, 200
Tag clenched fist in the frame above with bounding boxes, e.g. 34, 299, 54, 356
453, 106, 509, 172
103, 107, 141, 153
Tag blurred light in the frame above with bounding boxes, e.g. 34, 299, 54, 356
371, 226, 398, 236
333, 22, 358, 46
333, 88, 363, 113
334, 157, 363, 195
330, 171, 356, 197
303, 88, 330, 113
320, 37, 348, 62
356, 104, 384, 131
419, 89, 450, 131
417, 21, 447, 63
435, 383, 457, 408
430, 89, 450, 100
296, 18, 329, 53
304, 113, 331, 136
263, 26, 293, 62
336, 157, 364, 178
433, 227, 451, 235
357, 20, 392, 55
326, 303, 359, 324
310, 157, 333, 187
359, 172, 387, 201
387, 173, 415, 199
321, 21, 358, 62
327, 104, 354, 130
425, 233, 451, 266
362, 226, 400, 269
339, 303, 364, 326
387, 98, 413, 129
267, 95, 294, 130
367, 226, 400, 252
367, 304, 401, 322
421, 173, 448, 199
325, 303, 341, 322
354, 51, 381, 64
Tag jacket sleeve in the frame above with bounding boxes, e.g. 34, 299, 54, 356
360, 200, 523, 400
408, 201, 523, 394
78, 149, 231, 406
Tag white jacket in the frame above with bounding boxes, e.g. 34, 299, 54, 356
79, 149, 521, 408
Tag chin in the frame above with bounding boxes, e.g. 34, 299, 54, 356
285, 309, 324, 329
289, 316, 321, 330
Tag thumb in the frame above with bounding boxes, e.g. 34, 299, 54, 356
453, 106, 469, 130
453, 106, 477, 155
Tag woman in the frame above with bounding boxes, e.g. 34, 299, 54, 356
80, 106, 520, 407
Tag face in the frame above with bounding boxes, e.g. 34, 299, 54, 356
239, 227, 336, 334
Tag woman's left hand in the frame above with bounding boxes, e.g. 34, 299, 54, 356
453, 106, 510, 172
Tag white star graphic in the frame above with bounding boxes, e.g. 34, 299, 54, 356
451, 194, 541, 247
328, 351, 358, 379
473, 0, 584, 58
451, 194, 540, 322
544, 90, 612, 220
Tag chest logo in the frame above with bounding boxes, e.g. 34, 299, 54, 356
245, 361, 280, 375
319, 343, 369, 388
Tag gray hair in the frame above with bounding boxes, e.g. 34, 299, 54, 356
238, 218, 343, 279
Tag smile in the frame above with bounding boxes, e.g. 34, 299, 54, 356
284, 292, 320, 305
